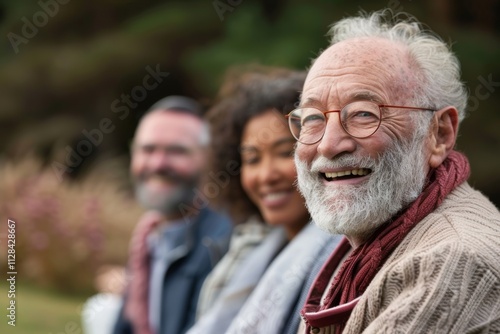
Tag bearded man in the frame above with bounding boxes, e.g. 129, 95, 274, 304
288, 10, 500, 334
113, 96, 232, 334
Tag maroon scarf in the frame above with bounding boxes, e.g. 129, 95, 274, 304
301, 150, 470, 332
125, 211, 163, 334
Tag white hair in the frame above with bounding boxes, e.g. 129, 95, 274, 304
326, 9, 468, 125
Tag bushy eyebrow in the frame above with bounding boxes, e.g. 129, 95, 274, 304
351, 91, 384, 104
299, 97, 325, 109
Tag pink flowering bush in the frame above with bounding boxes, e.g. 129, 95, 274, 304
0, 156, 142, 293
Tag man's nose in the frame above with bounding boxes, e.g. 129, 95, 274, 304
147, 151, 172, 170
316, 114, 356, 158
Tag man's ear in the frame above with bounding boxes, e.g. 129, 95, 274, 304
428, 106, 459, 168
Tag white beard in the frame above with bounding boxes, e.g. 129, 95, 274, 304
295, 133, 428, 241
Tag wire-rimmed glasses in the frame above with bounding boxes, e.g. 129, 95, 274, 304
286, 101, 435, 145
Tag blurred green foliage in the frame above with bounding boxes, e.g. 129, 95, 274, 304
0, 0, 499, 201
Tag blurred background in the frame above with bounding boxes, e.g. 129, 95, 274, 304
0, 0, 499, 332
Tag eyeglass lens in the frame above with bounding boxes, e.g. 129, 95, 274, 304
288, 101, 382, 144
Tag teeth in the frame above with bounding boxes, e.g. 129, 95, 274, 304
324, 169, 370, 179
264, 192, 288, 201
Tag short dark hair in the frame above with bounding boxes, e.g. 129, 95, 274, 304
146, 95, 204, 118
134, 95, 209, 147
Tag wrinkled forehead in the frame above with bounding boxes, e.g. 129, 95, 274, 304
310, 37, 410, 75
305, 37, 415, 102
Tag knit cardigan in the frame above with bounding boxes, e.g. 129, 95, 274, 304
302, 182, 500, 334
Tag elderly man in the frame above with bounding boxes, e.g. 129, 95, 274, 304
113, 96, 232, 334
288, 10, 500, 334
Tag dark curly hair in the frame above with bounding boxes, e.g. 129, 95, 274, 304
206, 64, 306, 224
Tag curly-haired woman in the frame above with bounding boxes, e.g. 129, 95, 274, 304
187, 65, 341, 334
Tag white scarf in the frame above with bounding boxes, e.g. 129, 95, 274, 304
187, 225, 287, 334
226, 223, 335, 334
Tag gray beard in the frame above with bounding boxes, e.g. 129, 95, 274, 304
134, 179, 198, 216
295, 133, 428, 241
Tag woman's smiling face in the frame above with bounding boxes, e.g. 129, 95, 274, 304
240, 109, 310, 239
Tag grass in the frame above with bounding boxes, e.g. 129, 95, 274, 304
0, 282, 90, 334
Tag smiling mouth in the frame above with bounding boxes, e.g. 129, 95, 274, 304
321, 168, 372, 181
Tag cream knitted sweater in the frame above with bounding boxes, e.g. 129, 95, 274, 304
307, 182, 500, 334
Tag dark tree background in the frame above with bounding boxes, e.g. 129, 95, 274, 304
1, 0, 499, 204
